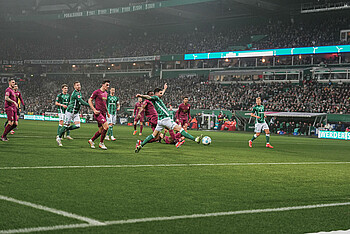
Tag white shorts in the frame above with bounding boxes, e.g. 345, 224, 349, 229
255, 122, 269, 133
155, 117, 177, 132
107, 114, 117, 125
58, 112, 65, 122
64, 112, 80, 125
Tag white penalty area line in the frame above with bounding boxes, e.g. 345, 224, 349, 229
309, 230, 350, 234
0, 195, 104, 226
1, 162, 350, 170
1, 202, 350, 233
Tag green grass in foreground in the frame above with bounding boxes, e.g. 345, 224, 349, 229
0, 120, 349, 233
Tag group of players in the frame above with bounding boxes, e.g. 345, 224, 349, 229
55, 80, 120, 150
2, 79, 273, 149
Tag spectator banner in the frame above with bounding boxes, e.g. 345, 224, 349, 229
24, 56, 158, 65
318, 130, 350, 140
185, 44, 350, 60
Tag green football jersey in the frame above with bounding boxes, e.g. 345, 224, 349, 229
150, 95, 170, 120
56, 93, 70, 114
107, 95, 119, 115
252, 105, 266, 124
66, 90, 90, 114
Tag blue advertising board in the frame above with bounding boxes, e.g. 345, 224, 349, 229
318, 130, 350, 140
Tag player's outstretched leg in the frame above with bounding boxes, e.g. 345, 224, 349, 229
249, 133, 259, 148
66, 130, 73, 140
177, 127, 202, 144
135, 133, 156, 153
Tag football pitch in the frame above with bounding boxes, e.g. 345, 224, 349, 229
1, 120, 350, 233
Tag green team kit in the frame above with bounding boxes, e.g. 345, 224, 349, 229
56, 93, 70, 114
66, 90, 89, 114
106, 95, 119, 138
249, 103, 273, 148
107, 95, 119, 115
56, 93, 70, 137
252, 105, 266, 124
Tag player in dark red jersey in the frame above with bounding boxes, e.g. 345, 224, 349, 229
1, 79, 18, 141
133, 97, 145, 136
4, 83, 25, 134
176, 97, 191, 131
88, 80, 110, 150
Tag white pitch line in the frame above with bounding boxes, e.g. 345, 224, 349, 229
308, 230, 350, 234
0, 195, 105, 226
0, 162, 350, 170
1, 202, 350, 233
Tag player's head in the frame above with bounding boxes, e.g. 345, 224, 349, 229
8, 78, 16, 89
183, 97, 189, 104
154, 88, 163, 97
61, 84, 68, 94
147, 91, 154, 96
74, 81, 81, 91
110, 87, 115, 95
101, 80, 110, 91
13, 83, 18, 91
138, 97, 143, 102
256, 97, 261, 105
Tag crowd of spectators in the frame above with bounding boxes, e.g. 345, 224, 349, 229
1, 14, 350, 60
1, 75, 349, 115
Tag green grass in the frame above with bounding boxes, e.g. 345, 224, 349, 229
0, 120, 350, 233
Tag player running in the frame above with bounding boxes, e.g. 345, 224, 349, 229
249, 97, 273, 149
105, 87, 120, 141
133, 97, 145, 136
88, 80, 110, 150
56, 81, 90, 146
55, 84, 72, 140
176, 97, 191, 131
135, 83, 203, 153
1, 79, 18, 141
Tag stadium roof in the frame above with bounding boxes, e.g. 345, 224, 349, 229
0, 0, 336, 35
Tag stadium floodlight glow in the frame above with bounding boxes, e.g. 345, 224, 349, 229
184, 44, 350, 60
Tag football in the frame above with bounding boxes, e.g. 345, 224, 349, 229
202, 136, 211, 145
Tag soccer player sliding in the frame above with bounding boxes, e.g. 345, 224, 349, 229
135, 83, 203, 153
249, 97, 274, 148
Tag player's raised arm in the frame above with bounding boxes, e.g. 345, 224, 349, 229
162, 83, 168, 95
136, 94, 152, 100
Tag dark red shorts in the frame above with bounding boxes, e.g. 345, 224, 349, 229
5, 108, 17, 122
94, 113, 107, 127
179, 118, 189, 126
148, 117, 158, 131
135, 115, 144, 122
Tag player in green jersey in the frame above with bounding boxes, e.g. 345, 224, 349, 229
105, 88, 120, 141
56, 81, 91, 147
55, 84, 72, 140
249, 97, 273, 148
135, 83, 203, 153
